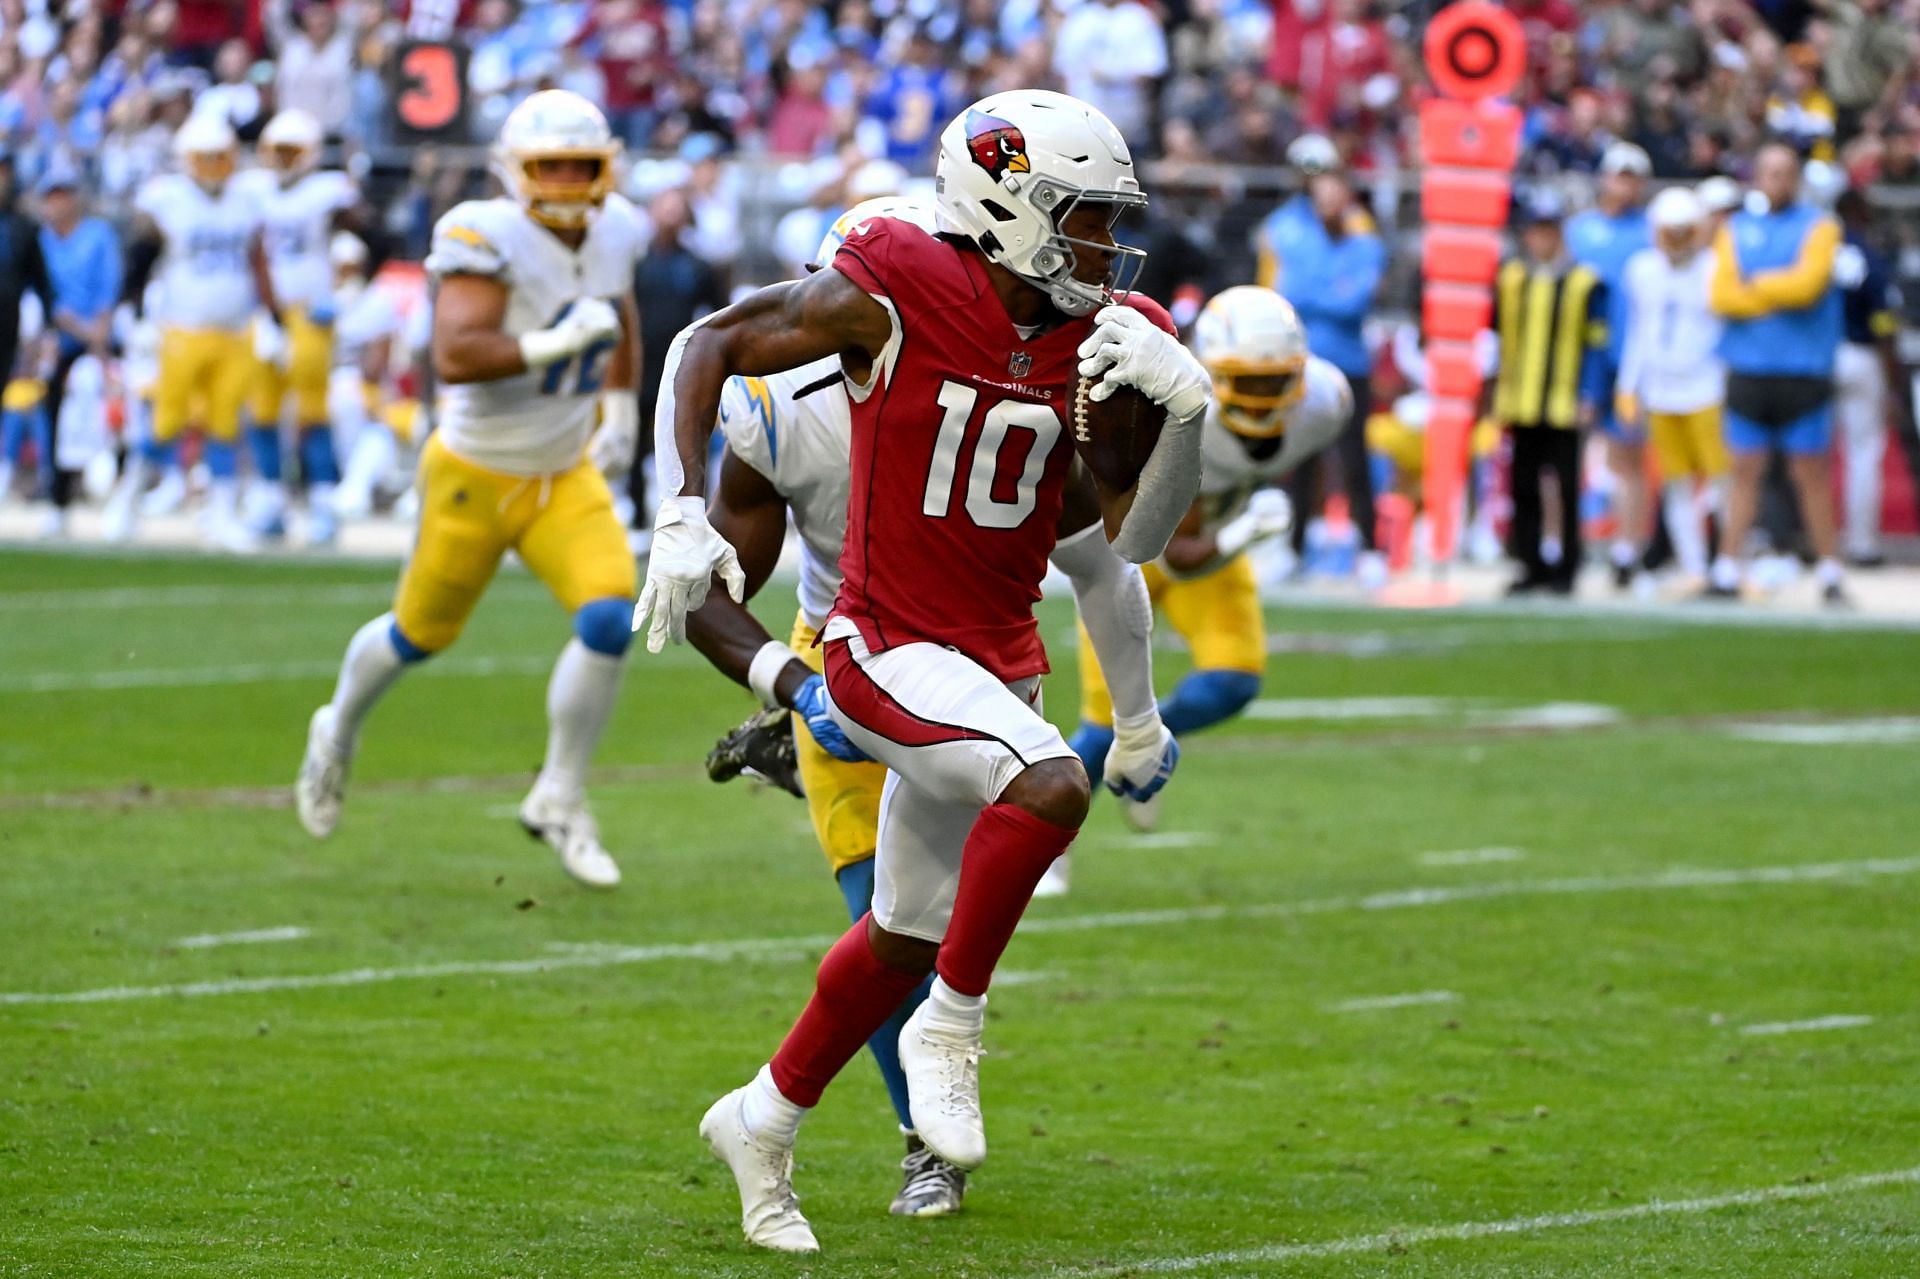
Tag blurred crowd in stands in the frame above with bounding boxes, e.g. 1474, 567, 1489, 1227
1, 0, 1918, 590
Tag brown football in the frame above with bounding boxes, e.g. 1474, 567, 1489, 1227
1070, 378, 1163, 493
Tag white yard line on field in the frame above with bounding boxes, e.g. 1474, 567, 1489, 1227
0, 656, 558, 693
3, 855, 1916, 1008
1047, 1164, 1920, 1276
1418, 847, 1527, 867
173, 926, 310, 950
1242, 697, 1623, 730
0, 583, 392, 610
1740, 1014, 1875, 1036
1330, 990, 1461, 1013
1726, 718, 1920, 745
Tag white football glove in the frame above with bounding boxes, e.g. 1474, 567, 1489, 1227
1075, 304, 1211, 422
633, 496, 747, 654
1104, 709, 1179, 803
588, 391, 638, 475
1214, 488, 1294, 558
252, 311, 289, 368
519, 296, 621, 369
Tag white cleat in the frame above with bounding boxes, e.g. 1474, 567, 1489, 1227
1031, 853, 1071, 898
140, 470, 186, 517
518, 784, 621, 888
101, 492, 137, 542
899, 1002, 987, 1170
699, 1086, 820, 1254
295, 706, 350, 838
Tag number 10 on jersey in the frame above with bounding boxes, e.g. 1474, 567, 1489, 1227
922, 380, 1061, 530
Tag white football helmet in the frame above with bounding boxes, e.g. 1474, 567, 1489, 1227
1193, 286, 1310, 439
173, 112, 238, 191
260, 109, 323, 181
814, 195, 938, 270
493, 90, 621, 230
933, 90, 1147, 317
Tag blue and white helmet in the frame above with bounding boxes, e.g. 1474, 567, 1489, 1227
493, 90, 621, 230
814, 195, 939, 270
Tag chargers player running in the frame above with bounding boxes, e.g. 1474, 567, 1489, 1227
295, 92, 644, 887
105, 113, 274, 549
686, 196, 1175, 1221
1069, 286, 1349, 832
238, 109, 361, 546
639, 91, 1208, 1253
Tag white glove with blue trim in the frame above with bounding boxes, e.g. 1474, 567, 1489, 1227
1104, 709, 1179, 802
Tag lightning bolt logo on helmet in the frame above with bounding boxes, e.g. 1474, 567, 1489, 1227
964, 109, 1030, 177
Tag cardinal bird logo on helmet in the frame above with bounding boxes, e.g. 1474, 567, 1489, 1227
965, 109, 1031, 178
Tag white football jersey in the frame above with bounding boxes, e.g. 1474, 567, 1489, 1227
331, 280, 399, 372
1179, 355, 1350, 578
237, 168, 358, 313
1617, 247, 1723, 415
425, 195, 645, 476
718, 356, 851, 629
134, 174, 264, 332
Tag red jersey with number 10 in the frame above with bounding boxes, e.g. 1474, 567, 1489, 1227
828, 218, 1174, 682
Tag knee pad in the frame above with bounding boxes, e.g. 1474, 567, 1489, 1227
1162, 669, 1262, 736
387, 618, 435, 664
574, 596, 636, 657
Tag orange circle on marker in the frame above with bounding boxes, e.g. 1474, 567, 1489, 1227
1424, 2, 1526, 101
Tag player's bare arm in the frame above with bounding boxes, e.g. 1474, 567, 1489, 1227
660, 269, 891, 500
683, 449, 808, 705
432, 272, 622, 388
636, 269, 891, 654
432, 274, 519, 384
249, 233, 281, 324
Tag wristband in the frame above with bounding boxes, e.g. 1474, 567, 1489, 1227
518, 325, 581, 369
749, 640, 801, 708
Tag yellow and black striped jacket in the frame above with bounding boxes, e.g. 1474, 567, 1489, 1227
1492, 257, 1609, 429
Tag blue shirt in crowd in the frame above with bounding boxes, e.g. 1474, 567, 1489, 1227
1255, 194, 1385, 379
39, 216, 121, 355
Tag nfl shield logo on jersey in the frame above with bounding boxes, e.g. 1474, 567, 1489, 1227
1008, 350, 1033, 379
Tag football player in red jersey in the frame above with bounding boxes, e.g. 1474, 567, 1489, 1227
635, 91, 1213, 1253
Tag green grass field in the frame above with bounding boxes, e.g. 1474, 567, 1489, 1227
4, 547, 1919, 1277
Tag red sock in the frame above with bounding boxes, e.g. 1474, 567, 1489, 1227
936, 802, 1079, 997
769, 914, 927, 1107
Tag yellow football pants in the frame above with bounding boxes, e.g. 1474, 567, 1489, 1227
392, 433, 635, 653
1078, 554, 1266, 727
250, 309, 334, 426
1648, 406, 1729, 480
153, 328, 254, 442
789, 614, 888, 874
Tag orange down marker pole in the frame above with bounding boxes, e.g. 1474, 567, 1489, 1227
1417, 3, 1524, 572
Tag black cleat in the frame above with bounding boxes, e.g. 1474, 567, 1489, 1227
1821, 581, 1854, 609
1699, 582, 1741, 601
889, 1133, 967, 1217
706, 706, 805, 798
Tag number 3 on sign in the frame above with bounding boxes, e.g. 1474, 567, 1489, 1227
922, 380, 1061, 529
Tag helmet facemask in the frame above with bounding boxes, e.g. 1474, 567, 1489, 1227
187, 149, 236, 192
265, 142, 316, 184
1209, 357, 1306, 439
499, 150, 617, 230
992, 176, 1147, 317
